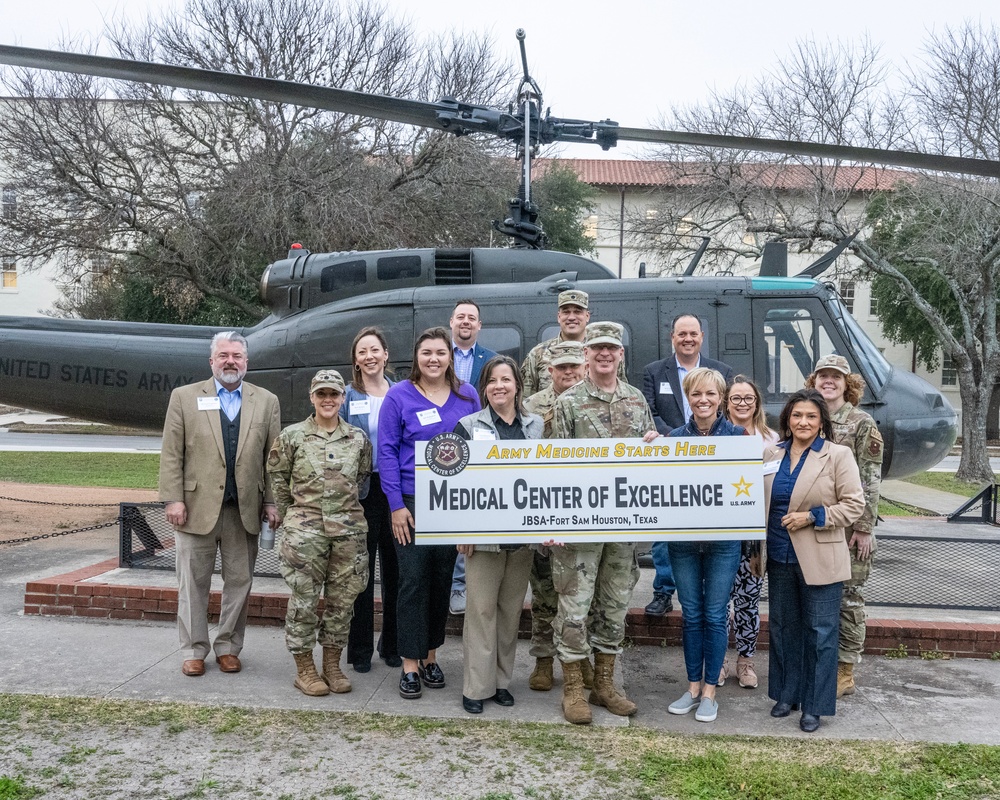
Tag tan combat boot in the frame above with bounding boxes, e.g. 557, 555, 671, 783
581, 656, 595, 690
560, 659, 593, 725
529, 656, 554, 691
588, 652, 637, 716
836, 662, 855, 698
322, 646, 352, 693
293, 652, 330, 697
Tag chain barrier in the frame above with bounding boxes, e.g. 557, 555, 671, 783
0, 495, 121, 508
0, 517, 122, 547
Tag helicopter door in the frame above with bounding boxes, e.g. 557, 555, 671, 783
752, 299, 844, 414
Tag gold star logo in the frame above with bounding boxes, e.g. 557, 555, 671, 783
732, 476, 753, 497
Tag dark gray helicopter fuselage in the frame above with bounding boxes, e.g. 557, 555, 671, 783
0, 247, 956, 478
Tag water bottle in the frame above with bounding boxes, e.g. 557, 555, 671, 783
260, 519, 275, 550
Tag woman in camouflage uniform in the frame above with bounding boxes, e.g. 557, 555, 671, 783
268, 369, 372, 697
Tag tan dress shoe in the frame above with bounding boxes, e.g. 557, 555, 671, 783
216, 654, 242, 673
182, 659, 205, 676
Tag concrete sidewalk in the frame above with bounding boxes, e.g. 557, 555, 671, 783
3, 529, 1000, 746
880, 479, 972, 517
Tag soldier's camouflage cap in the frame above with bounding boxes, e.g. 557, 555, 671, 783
813, 354, 851, 375
310, 369, 345, 393
557, 289, 589, 309
584, 321, 624, 348
549, 340, 585, 366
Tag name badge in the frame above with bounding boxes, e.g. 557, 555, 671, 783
472, 428, 497, 441
763, 459, 782, 475
198, 396, 222, 411
659, 382, 673, 395
349, 399, 371, 416
416, 408, 442, 426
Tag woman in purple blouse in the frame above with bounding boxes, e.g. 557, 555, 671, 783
378, 326, 481, 699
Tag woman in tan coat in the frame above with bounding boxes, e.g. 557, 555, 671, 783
762, 388, 864, 733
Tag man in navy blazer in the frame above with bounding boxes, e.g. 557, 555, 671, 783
450, 299, 497, 391
640, 314, 734, 617
448, 299, 498, 614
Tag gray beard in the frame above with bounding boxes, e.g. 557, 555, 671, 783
214, 368, 245, 387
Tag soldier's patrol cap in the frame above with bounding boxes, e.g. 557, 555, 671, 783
310, 369, 345, 394
584, 321, 624, 348
549, 340, 585, 366
813, 354, 851, 375
557, 289, 589, 309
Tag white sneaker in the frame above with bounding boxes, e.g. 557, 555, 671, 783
695, 696, 718, 722
667, 691, 701, 715
449, 590, 466, 615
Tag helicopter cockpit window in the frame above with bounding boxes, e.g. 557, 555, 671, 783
762, 308, 836, 399
832, 304, 891, 393
320, 260, 367, 293
376, 255, 422, 281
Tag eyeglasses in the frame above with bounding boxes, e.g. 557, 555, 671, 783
729, 395, 756, 406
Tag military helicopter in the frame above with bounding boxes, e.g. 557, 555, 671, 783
0, 32, 991, 478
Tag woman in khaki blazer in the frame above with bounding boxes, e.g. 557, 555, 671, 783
761, 388, 864, 733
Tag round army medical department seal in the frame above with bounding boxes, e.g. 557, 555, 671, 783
425, 432, 470, 476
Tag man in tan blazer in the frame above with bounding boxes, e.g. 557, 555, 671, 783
159, 332, 281, 677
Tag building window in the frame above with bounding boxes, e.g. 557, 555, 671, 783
1, 255, 16, 289
941, 353, 957, 386
1, 186, 15, 219
869, 291, 881, 318
583, 214, 598, 239
839, 280, 855, 314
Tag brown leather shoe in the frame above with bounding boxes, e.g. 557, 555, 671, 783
182, 659, 205, 676
216, 654, 242, 673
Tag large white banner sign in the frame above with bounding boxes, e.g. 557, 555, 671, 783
414, 435, 765, 544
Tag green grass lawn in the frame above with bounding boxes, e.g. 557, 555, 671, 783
0, 452, 159, 489
1, 694, 998, 800
902, 470, 998, 498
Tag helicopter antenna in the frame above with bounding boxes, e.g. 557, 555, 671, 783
493, 30, 546, 249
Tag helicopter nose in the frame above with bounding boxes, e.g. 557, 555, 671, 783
876, 369, 958, 479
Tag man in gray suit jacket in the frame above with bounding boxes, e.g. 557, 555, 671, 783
640, 314, 734, 617
159, 332, 281, 677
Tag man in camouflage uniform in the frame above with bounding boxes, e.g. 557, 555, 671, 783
521, 289, 628, 396
549, 322, 657, 724
523, 341, 586, 692
268, 369, 372, 697
807, 354, 884, 698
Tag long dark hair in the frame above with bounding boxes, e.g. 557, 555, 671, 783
477, 355, 525, 414
349, 326, 391, 393
408, 326, 461, 395
778, 388, 834, 442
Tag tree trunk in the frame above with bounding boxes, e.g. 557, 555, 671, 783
956, 370, 997, 484
988, 382, 1000, 440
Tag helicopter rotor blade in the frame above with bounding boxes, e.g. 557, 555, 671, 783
0, 44, 478, 132
4, 44, 1000, 178
614, 126, 1000, 179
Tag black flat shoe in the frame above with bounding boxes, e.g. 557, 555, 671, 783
419, 661, 445, 688
492, 688, 515, 706
770, 701, 800, 718
382, 654, 402, 668
799, 713, 820, 733
399, 670, 422, 699
462, 695, 483, 714
353, 659, 371, 674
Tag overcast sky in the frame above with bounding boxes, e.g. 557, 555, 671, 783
4, 0, 994, 159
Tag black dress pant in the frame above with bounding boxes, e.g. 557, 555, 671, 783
393, 495, 457, 659
347, 473, 399, 664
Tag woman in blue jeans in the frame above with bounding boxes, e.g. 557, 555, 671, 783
664, 367, 744, 723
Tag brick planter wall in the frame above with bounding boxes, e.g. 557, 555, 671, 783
23, 560, 1000, 659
